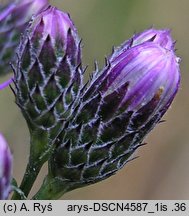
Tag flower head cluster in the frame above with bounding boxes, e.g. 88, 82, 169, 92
8, 3, 181, 199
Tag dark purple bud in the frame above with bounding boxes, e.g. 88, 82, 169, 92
48, 28, 180, 198
0, 134, 12, 200
13, 6, 83, 164
14, 5, 83, 127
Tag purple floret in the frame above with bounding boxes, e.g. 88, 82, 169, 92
0, 134, 12, 200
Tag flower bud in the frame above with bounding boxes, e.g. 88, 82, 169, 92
0, 134, 12, 200
13, 6, 83, 161
48, 28, 180, 197
0, 0, 49, 76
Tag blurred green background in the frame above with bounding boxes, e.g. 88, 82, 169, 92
0, 0, 189, 199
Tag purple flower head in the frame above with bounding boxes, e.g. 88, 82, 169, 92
85, 28, 180, 118
0, 0, 49, 78
0, 134, 12, 200
14, 5, 83, 128
13, 6, 83, 168
48, 29, 180, 195
109, 43, 179, 112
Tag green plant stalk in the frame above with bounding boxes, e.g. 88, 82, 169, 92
32, 174, 78, 200
12, 130, 53, 200
11, 159, 43, 200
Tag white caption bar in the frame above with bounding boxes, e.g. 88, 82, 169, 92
0, 200, 188, 216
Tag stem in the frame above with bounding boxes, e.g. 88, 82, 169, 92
12, 128, 53, 200
12, 159, 43, 200
32, 175, 72, 200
